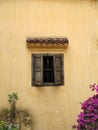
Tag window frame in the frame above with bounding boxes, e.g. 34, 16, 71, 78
32, 53, 64, 87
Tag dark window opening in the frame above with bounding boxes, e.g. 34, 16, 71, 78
43, 56, 54, 83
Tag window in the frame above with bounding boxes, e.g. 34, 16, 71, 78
32, 54, 64, 86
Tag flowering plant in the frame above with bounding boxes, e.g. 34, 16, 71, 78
72, 83, 98, 130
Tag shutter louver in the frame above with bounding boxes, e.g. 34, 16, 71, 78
32, 54, 43, 86
54, 54, 64, 85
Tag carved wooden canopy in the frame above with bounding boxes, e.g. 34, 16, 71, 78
26, 37, 69, 49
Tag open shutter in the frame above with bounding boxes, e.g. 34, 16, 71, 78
54, 54, 64, 85
32, 54, 43, 86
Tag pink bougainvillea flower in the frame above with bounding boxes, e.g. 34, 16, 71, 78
72, 83, 98, 130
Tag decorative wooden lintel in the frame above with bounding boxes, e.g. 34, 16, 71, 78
26, 37, 69, 49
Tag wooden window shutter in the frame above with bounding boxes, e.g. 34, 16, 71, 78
54, 54, 64, 85
32, 54, 43, 86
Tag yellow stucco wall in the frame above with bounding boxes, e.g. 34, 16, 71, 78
0, 0, 98, 130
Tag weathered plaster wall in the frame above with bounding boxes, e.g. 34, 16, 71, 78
0, 0, 98, 130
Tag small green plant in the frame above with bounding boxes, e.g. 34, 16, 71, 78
0, 93, 19, 130
8, 93, 18, 122
8, 93, 18, 103
0, 121, 8, 130
0, 92, 32, 130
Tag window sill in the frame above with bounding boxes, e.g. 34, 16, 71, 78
32, 83, 64, 87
